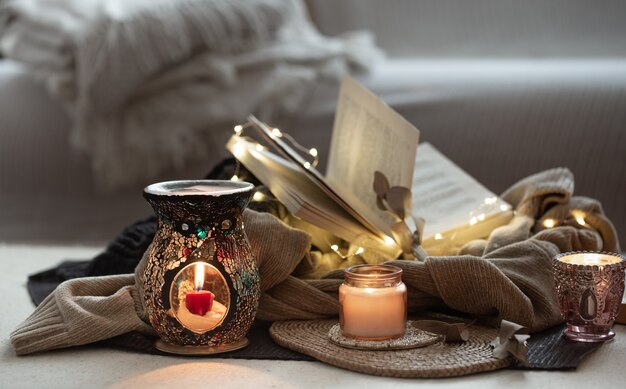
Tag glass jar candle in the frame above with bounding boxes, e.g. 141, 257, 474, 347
339, 264, 407, 340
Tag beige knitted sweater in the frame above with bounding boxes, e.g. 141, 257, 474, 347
10, 168, 621, 355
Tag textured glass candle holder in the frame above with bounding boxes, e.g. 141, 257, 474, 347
142, 180, 260, 354
553, 252, 625, 342
339, 264, 407, 340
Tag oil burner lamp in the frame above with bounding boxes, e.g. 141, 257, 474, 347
142, 180, 260, 354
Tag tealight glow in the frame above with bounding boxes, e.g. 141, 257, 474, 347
557, 253, 622, 266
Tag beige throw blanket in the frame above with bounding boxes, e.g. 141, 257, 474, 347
0, 0, 382, 189
10, 168, 621, 355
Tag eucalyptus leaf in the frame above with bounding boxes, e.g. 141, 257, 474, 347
386, 186, 411, 219
373, 171, 390, 197
376, 196, 387, 211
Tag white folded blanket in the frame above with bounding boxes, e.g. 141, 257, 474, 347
0, 0, 382, 189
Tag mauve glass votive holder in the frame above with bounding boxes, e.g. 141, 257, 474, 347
553, 252, 625, 342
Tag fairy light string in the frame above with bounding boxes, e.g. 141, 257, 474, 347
229, 120, 591, 260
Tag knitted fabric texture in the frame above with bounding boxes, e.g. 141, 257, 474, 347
10, 168, 621, 355
0, 0, 382, 189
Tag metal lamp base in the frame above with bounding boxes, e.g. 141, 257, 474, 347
155, 337, 249, 355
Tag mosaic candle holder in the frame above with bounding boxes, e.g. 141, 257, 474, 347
553, 252, 625, 343
339, 264, 407, 340
142, 180, 260, 354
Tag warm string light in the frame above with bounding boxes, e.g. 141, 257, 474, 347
231, 140, 246, 159
250, 188, 283, 205
232, 123, 319, 169
429, 197, 512, 243
281, 131, 320, 168
231, 122, 319, 207
271, 128, 283, 138
485, 196, 498, 205
329, 242, 366, 259
543, 219, 557, 228
468, 197, 510, 227
542, 211, 588, 229
383, 235, 395, 246
571, 210, 587, 226
232, 128, 593, 253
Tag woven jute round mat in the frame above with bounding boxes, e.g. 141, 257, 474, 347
327, 322, 442, 350
269, 320, 513, 378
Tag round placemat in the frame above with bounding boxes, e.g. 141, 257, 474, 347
270, 320, 512, 378
328, 321, 441, 350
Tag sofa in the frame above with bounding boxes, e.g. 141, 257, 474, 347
1, 0, 625, 246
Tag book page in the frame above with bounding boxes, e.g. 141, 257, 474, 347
325, 77, 420, 237
246, 115, 383, 237
412, 143, 512, 240
226, 136, 373, 242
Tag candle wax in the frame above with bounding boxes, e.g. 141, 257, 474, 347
186, 290, 214, 316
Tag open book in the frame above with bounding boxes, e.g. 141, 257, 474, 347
412, 143, 513, 254
227, 77, 512, 256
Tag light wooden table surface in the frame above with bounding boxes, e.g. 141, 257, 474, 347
1, 244, 625, 389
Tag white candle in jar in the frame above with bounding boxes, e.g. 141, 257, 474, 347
339, 265, 407, 340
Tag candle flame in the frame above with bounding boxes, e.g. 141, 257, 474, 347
194, 263, 204, 290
